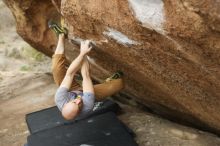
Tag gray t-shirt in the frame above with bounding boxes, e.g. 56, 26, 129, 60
55, 87, 95, 119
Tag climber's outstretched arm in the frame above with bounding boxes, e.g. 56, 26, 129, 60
60, 40, 92, 89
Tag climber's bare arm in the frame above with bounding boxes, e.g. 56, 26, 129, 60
81, 57, 94, 94
59, 53, 84, 89
60, 40, 92, 89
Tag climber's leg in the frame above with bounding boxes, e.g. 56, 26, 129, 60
51, 34, 80, 90
94, 72, 124, 100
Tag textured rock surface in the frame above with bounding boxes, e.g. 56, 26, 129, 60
3, 0, 59, 56
3, 0, 220, 134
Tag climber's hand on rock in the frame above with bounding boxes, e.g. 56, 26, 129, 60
80, 40, 92, 55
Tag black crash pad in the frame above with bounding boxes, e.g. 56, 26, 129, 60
27, 112, 138, 146
26, 99, 120, 134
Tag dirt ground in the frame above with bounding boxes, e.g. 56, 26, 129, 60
1, 1, 220, 146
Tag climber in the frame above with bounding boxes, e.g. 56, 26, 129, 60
50, 22, 124, 120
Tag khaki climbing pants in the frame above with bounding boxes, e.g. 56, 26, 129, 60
51, 54, 124, 101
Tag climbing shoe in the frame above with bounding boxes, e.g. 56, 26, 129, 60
105, 71, 124, 82
48, 20, 68, 36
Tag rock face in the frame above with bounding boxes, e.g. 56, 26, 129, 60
3, 0, 220, 134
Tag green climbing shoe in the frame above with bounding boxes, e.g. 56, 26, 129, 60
105, 71, 124, 82
48, 20, 68, 36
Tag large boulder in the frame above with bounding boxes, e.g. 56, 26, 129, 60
4, 0, 220, 135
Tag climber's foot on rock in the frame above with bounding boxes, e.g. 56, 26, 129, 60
48, 20, 68, 37
105, 71, 123, 82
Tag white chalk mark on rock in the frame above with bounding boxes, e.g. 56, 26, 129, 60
103, 28, 140, 46
70, 37, 96, 46
128, 0, 165, 33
